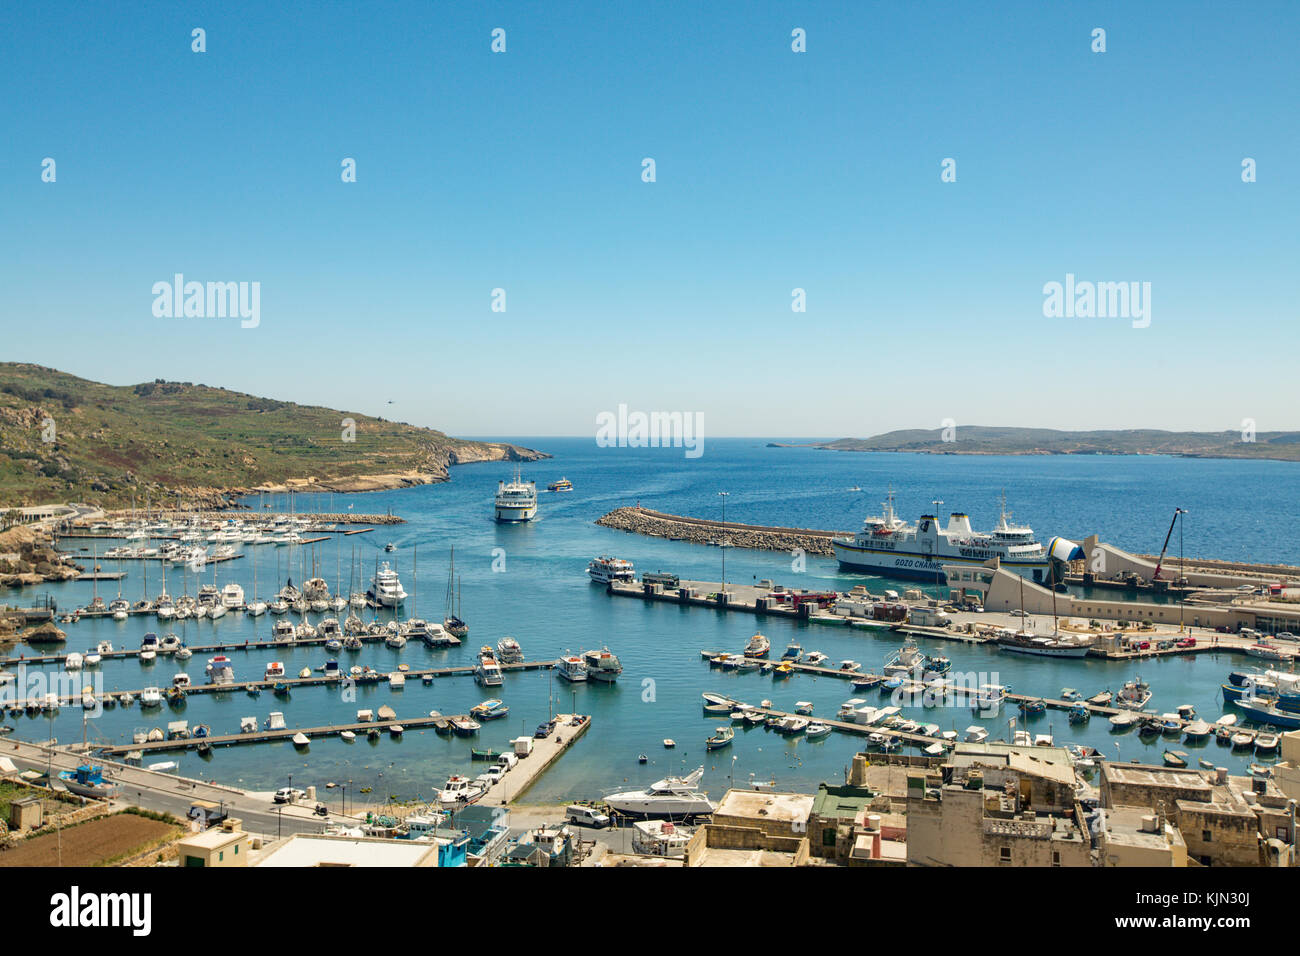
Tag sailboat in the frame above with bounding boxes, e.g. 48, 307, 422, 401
247, 548, 267, 616
444, 547, 468, 639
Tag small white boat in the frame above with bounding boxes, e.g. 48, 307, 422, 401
292, 732, 310, 747
340, 730, 356, 741
964, 725, 989, 743
663, 739, 675, 748
805, 722, 832, 739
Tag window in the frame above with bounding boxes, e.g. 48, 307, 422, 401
1202, 830, 1212, 843
999, 846, 1011, 863
219, 851, 224, 861
234, 844, 239, 854
1052, 851, 1060, 867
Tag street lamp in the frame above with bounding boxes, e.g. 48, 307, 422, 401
718, 492, 729, 593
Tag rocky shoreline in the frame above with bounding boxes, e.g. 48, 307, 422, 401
595, 506, 846, 556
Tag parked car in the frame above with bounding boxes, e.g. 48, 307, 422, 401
273, 787, 306, 804
1136, 641, 1151, 650
566, 804, 611, 828
1176, 637, 1197, 648
534, 720, 555, 739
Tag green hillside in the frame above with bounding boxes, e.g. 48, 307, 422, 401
0, 363, 545, 508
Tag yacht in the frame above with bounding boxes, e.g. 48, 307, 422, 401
582, 647, 622, 682
587, 555, 635, 585
604, 767, 716, 817
437, 774, 486, 806
494, 468, 537, 523
555, 655, 588, 682
475, 658, 504, 687
366, 562, 407, 608
996, 630, 1091, 658
206, 655, 235, 685
220, 583, 245, 609
496, 636, 524, 663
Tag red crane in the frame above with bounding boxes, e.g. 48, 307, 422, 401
1152, 508, 1187, 582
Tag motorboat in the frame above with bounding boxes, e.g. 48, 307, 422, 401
496, 636, 524, 663
475, 658, 504, 687
776, 716, 809, 736
744, 633, 770, 658
605, 767, 716, 817
140, 687, 163, 708
803, 651, 828, 667
780, 642, 803, 661
264, 661, 286, 680
805, 722, 831, 739
437, 774, 486, 806
555, 655, 588, 682
292, 733, 310, 748
366, 562, 408, 607
964, 725, 989, 743
470, 699, 510, 720
206, 655, 235, 685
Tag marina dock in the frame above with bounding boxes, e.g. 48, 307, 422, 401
477, 713, 591, 805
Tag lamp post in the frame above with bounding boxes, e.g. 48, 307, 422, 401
718, 492, 729, 593
1178, 509, 1188, 633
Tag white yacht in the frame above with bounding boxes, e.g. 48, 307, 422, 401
474, 658, 504, 687
587, 556, 635, 584
366, 563, 407, 607
220, 583, 245, 609
494, 468, 537, 523
496, 636, 524, 663
604, 767, 716, 817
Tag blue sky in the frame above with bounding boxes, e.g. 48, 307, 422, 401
2, 1, 1296, 437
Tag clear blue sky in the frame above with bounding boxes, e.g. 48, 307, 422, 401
2, 1, 1296, 437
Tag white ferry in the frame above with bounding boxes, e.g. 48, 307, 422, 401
494, 468, 537, 523
366, 562, 407, 607
587, 555, 635, 584
832, 491, 1059, 584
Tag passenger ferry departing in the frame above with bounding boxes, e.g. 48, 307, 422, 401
494, 468, 537, 523
833, 491, 1055, 584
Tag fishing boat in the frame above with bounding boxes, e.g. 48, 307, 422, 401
1068, 703, 1091, 724
744, 633, 770, 658
471, 747, 504, 761
706, 726, 735, 750
1183, 720, 1214, 742
1255, 732, 1280, 754
59, 765, 120, 799
780, 642, 803, 661
582, 647, 623, 682
1018, 699, 1047, 716
1231, 732, 1255, 749
773, 662, 794, 679
777, 716, 809, 735
1115, 676, 1153, 711
1249, 763, 1275, 780
140, 687, 163, 708
805, 721, 831, 739
1247, 638, 1293, 662
1163, 750, 1188, 768
1108, 712, 1138, 730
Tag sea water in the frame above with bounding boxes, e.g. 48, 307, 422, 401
13, 440, 1299, 803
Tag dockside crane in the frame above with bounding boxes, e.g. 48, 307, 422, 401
1152, 508, 1187, 582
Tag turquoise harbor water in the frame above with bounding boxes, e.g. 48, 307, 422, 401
11, 441, 1300, 804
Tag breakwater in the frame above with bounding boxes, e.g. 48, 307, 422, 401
595, 506, 847, 555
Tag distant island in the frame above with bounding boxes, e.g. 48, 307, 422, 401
768, 426, 1300, 462
0, 363, 547, 509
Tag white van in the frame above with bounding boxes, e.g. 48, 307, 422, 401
566, 805, 610, 828
496, 752, 518, 771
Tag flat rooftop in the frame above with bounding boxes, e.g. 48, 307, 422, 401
715, 789, 814, 824
1103, 806, 1185, 851
255, 834, 437, 868
1103, 764, 1214, 793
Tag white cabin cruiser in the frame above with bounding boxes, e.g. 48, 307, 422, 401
604, 767, 716, 817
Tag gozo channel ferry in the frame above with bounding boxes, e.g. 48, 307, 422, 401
833, 492, 1065, 584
